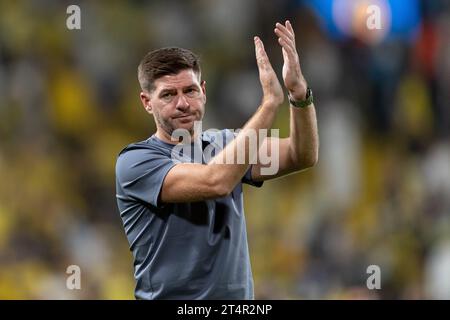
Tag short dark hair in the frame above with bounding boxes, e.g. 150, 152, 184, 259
138, 47, 201, 92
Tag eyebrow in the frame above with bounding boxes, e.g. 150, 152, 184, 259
158, 88, 177, 96
158, 84, 198, 95
184, 84, 198, 89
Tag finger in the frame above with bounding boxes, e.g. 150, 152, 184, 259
286, 20, 295, 37
254, 37, 272, 70
275, 28, 296, 52
275, 22, 294, 42
275, 25, 293, 43
278, 37, 297, 61
254, 36, 265, 64
285, 20, 299, 53
274, 28, 296, 52
275, 33, 297, 57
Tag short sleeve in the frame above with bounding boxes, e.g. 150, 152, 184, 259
116, 147, 177, 207
220, 129, 264, 188
242, 165, 263, 187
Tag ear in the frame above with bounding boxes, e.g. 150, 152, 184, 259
140, 91, 152, 114
201, 80, 207, 102
201, 80, 206, 94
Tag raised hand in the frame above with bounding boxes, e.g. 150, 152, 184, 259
254, 36, 284, 107
274, 20, 307, 101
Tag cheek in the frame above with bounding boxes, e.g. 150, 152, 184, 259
158, 104, 175, 117
192, 96, 206, 111
152, 106, 170, 123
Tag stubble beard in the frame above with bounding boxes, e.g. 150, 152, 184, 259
154, 112, 199, 140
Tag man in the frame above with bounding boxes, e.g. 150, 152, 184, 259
115, 20, 318, 299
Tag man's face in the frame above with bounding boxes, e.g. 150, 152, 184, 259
141, 69, 206, 139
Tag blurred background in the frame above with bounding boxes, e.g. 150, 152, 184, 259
0, 0, 449, 299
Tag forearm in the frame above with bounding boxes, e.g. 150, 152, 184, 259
288, 103, 319, 169
208, 102, 278, 192
161, 103, 278, 203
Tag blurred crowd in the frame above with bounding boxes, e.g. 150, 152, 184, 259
0, 0, 449, 299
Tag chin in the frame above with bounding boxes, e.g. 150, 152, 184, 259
170, 121, 191, 133
179, 116, 200, 126
182, 123, 196, 134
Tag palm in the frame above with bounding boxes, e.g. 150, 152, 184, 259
254, 36, 284, 106
275, 21, 307, 100
282, 50, 300, 91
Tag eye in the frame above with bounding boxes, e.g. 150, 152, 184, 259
185, 87, 199, 96
161, 92, 174, 100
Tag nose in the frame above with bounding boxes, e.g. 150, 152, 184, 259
175, 94, 189, 111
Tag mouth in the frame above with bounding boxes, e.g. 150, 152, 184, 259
174, 114, 194, 121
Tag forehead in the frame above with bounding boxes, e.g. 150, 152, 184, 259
154, 69, 200, 91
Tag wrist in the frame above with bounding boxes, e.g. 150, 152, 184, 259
289, 91, 306, 101
262, 96, 284, 109
288, 81, 308, 100
261, 100, 280, 113
288, 87, 313, 108
262, 101, 279, 110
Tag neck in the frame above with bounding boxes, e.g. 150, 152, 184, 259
155, 129, 198, 145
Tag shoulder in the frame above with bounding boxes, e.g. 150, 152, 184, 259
117, 137, 169, 159
115, 138, 171, 177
